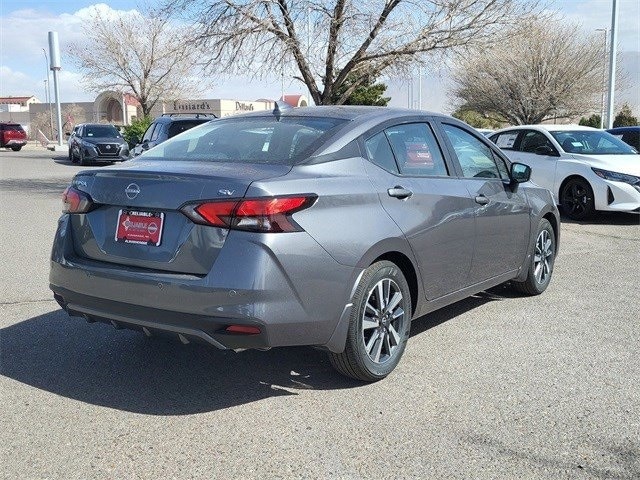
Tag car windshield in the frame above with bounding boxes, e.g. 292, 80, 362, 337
549, 130, 637, 155
144, 116, 347, 165
83, 125, 121, 138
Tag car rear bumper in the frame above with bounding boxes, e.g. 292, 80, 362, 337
49, 215, 360, 352
3, 139, 27, 147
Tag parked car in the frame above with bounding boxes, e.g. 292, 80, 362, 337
607, 126, 640, 152
0, 122, 27, 151
131, 114, 215, 156
68, 123, 130, 165
50, 106, 560, 381
476, 128, 495, 137
489, 125, 640, 220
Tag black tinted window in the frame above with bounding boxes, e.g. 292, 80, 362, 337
148, 117, 347, 165
364, 131, 399, 174
384, 123, 448, 176
520, 130, 555, 154
83, 125, 120, 138
2, 124, 24, 132
168, 120, 210, 138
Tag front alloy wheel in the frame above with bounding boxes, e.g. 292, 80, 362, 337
329, 260, 412, 381
561, 178, 594, 220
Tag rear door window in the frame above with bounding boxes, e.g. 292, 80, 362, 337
490, 131, 520, 150
364, 131, 399, 174
384, 123, 448, 176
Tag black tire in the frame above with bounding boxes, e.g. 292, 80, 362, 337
329, 260, 412, 382
512, 218, 556, 296
560, 177, 595, 220
79, 150, 90, 166
11, 146, 22, 151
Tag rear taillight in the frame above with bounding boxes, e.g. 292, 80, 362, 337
182, 195, 316, 232
62, 186, 93, 213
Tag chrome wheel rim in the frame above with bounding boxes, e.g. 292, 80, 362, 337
533, 229, 553, 284
361, 278, 405, 364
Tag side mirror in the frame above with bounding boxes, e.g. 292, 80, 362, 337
535, 145, 555, 156
510, 162, 531, 184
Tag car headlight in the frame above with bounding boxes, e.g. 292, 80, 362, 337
592, 167, 640, 186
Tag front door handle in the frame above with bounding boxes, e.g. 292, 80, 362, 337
388, 186, 413, 199
475, 195, 490, 205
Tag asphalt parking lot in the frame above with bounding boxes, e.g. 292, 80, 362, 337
1, 147, 639, 479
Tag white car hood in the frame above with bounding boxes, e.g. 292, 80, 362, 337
569, 154, 640, 176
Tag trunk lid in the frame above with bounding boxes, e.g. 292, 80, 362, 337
70, 160, 291, 274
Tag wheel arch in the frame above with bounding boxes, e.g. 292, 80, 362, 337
557, 174, 593, 202
371, 251, 419, 317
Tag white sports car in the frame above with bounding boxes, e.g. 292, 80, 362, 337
489, 125, 640, 220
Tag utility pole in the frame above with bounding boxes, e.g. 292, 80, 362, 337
596, 29, 608, 129
606, 0, 619, 129
417, 68, 422, 110
42, 48, 54, 139
48, 31, 64, 148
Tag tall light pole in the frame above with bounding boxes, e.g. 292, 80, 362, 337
606, 0, 619, 129
48, 31, 64, 147
417, 67, 422, 110
595, 29, 608, 129
42, 48, 54, 139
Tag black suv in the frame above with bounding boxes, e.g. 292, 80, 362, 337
131, 114, 215, 156
68, 123, 129, 165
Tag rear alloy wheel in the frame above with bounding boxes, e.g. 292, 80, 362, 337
560, 177, 594, 220
512, 218, 556, 295
329, 260, 412, 382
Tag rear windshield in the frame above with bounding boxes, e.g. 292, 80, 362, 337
549, 130, 637, 155
167, 119, 211, 139
1, 124, 24, 132
144, 116, 348, 165
83, 125, 121, 138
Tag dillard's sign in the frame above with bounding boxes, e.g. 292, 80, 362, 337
173, 101, 211, 111
235, 102, 255, 112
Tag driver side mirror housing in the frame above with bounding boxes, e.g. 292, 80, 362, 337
510, 162, 531, 184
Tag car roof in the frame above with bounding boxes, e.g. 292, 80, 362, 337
492, 124, 600, 135
607, 126, 640, 132
228, 105, 442, 122
78, 123, 117, 127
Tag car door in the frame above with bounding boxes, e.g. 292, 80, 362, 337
439, 122, 531, 284
361, 120, 477, 300
71, 125, 82, 156
503, 129, 559, 193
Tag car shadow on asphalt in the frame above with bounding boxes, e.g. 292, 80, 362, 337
1, 291, 509, 415
52, 155, 113, 167
560, 211, 640, 226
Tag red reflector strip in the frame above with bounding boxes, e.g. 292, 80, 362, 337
225, 325, 261, 335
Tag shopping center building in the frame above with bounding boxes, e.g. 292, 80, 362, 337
1, 90, 309, 137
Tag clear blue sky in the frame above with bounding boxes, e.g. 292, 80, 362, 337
1, 1, 638, 112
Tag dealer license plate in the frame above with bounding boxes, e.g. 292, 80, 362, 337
115, 209, 164, 246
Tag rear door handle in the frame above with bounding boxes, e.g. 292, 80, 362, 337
475, 195, 490, 205
387, 186, 413, 199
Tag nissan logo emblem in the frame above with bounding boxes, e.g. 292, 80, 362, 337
125, 183, 141, 199
106, 145, 112, 150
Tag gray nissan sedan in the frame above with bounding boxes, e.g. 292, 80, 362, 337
50, 106, 560, 381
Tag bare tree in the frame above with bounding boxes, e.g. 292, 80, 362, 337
69, 6, 206, 116
169, 0, 540, 105
452, 17, 603, 125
